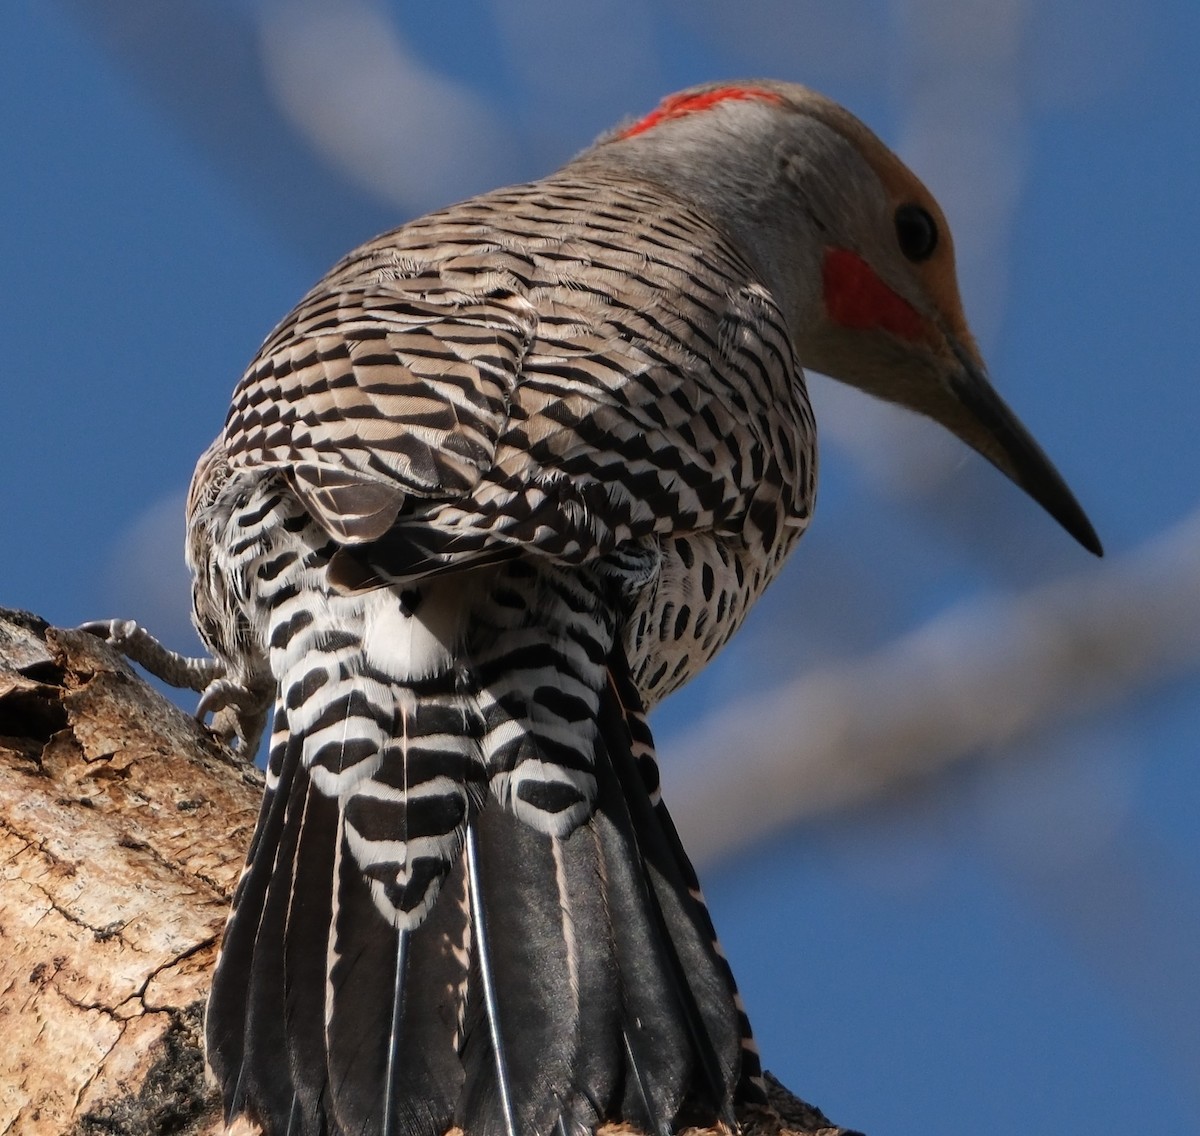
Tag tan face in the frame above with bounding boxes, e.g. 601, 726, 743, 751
785, 88, 1100, 555
800, 89, 981, 368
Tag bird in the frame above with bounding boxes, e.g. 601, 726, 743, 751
87, 80, 1101, 1136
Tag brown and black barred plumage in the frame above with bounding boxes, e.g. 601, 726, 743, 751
89, 80, 1098, 1136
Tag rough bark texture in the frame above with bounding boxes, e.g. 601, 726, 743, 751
0, 608, 858, 1136
0, 609, 258, 1136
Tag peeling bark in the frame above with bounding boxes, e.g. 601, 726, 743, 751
0, 609, 858, 1136
0, 609, 255, 1136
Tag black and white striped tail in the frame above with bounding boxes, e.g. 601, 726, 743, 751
607, 655, 768, 1109
206, 640, 757, 1135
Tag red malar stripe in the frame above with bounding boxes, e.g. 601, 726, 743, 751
822, 247, 928, 342
618, 87, 785, 139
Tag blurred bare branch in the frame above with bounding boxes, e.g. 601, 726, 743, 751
667, 511, 1200, 866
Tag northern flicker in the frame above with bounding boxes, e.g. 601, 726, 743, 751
88, 81, 1100, 1136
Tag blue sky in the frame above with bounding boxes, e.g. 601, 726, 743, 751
3, 2, 1198, 1132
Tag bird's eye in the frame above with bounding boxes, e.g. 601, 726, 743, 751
894, 204, 938, 263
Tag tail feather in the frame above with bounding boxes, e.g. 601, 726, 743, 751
276, 774, 340, 1133
460, 824, 519, 1136
593, 679, 739, 1129
208, 637, 754, 1134
647, 791, 768, 1106
207, 705, 306, 1133
458, 806, 620, 1136
586, 746, 695, 1133
613, 664, 768, 1106
323, 840, 467, 1136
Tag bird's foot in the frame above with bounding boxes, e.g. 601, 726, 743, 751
194, 675, 265, 720
79, 618, 222, 692
80, 619, 270, 755
196, 676, 272, 757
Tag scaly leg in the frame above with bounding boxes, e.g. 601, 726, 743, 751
79, 618, 269, 754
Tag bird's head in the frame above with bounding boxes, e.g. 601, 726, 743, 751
591, 81, 1102, 556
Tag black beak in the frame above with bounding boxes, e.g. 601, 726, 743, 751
946, 340, 1102, 556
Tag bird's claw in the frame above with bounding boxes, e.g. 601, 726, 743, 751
195, 677, 264, 719
196, 677, 271, 757
78, 618, 139, 648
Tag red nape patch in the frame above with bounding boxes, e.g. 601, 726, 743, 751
822, 247, 928, 341
618, 87, 785, 139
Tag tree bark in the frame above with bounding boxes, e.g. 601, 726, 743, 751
0, 609, 854, 1136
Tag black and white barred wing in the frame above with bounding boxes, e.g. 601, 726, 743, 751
221, 283, 537, 542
